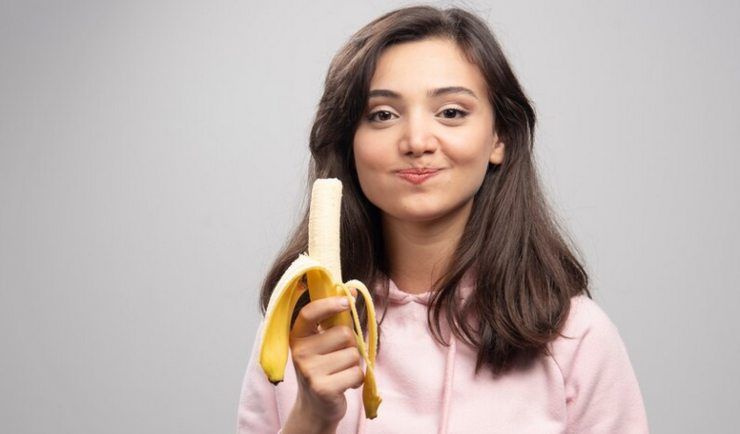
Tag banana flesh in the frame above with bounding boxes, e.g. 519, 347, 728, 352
258, 178, 382, 419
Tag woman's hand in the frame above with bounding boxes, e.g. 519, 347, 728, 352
282, 293, 363, 433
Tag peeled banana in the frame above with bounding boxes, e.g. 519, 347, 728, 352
258, 178, 382, 419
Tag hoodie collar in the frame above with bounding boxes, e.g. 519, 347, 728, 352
384, 269, 476, 306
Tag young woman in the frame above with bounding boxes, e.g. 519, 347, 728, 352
237, 5, 649, 434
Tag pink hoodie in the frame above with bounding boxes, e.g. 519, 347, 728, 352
236, 275, 649, 433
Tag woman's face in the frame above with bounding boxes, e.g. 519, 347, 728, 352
353, 37, 505, 224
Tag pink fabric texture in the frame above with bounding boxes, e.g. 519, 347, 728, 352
236, 275, 649, 433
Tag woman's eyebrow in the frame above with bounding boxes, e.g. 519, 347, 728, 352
368, 86, 479, 100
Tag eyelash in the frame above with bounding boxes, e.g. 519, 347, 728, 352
366, 108, 469, 123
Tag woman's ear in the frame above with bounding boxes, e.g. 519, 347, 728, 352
489, 133, 505, 165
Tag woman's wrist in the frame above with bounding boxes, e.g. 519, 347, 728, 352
282, 397, 340, 434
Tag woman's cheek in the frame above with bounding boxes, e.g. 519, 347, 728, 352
354, 157, 383, 205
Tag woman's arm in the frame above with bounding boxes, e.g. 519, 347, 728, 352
236, 318, 282, 434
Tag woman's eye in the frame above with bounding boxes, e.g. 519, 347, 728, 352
366, 108, 468, 123
439, 108, 469, 119
367, 110, 396, 122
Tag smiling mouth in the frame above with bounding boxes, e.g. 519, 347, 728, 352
396, 168, 441, 175
396, 169, 440, 185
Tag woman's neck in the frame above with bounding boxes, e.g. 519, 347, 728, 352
382, 200, 472, 295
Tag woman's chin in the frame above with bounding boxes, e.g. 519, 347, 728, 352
379, 196, 474, 226
383, 208, 449, 225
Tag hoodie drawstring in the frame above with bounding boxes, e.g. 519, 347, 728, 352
439, 331, 456, 434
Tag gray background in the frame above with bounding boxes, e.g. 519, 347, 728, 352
1, 0, 738, 433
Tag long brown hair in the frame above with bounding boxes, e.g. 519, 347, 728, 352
259, 5, 590, 376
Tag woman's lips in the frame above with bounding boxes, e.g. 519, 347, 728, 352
396, 169, 441, 185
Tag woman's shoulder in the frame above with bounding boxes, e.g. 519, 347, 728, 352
545, 294, 650, 431
546, 293, 634, 376
559, 293, 619, 339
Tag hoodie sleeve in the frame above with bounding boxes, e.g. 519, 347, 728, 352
236, 318, 282, 434
549, 295, 650, 434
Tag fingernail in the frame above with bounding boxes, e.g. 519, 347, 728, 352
339, 298, 349, 308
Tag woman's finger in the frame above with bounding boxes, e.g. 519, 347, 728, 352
324, 346, 362, 375
291, 296, 349, 339
328, 364, 366, 390
297, 325, 358, 356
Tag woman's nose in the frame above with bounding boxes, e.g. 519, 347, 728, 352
399, 110, 438, 156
